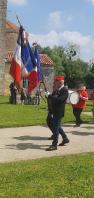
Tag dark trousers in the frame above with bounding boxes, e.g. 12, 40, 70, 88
47, 113, 67, 146
10, 91, 16, 104
73, 108, 83, 124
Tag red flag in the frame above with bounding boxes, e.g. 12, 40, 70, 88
28, 67, 38, 93
9, 44, 22, 86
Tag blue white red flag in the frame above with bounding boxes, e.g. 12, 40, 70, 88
10, 28, 43, 93
21, 31, 37, 77
28, 46, 44, 93
34, 47, 44, 82
10, 29, 37, 87
9, 43, 22, 86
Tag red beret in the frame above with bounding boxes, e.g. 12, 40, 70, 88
54, 75, 64, 81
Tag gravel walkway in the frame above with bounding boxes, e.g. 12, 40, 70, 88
0, 123, 94, 163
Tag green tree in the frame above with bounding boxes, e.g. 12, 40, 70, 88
85, 64, 94, 88
85, 72, 94, 89
63, 59, 88, 88
40, 46, 52, 56
50, 46, 65, 75
40, 45, 90, 88
64, 42, 80, 60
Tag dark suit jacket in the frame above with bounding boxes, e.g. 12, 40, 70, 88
48, 86, 68, 117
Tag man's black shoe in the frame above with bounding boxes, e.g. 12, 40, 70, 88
59, 139, 69, 146
46, 145, 57, 151
79, 119, 83, 124
48, 135, 53, 140
74, 124, 80, 127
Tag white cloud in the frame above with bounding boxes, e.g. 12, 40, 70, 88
29, 30, 94, 62
62, 31, 91, 46
48, 11, 73, 31
87, 0, 94, 5
48, 11, 63, 30
8, 0, 27, 6
66, 15, 73, 22
29, 30, 60, 48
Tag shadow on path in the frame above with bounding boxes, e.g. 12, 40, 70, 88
71, 131, 94, 136
6, 143, 49, 150
81, 126, 94, 130
5, 135, 50, 150
13, 135, 49, 141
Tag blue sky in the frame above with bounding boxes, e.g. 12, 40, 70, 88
7, 0, 94, 62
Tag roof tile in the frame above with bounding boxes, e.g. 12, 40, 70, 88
6, 20, 19, 32
6, 52, 55, 67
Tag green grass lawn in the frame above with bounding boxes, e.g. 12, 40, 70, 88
0, 96, 93, 128
0, 153, 94, 198
0, 96, 94, 198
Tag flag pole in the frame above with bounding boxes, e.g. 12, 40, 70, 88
15, 14, 23, 93
39, 81, 48, 103
16, 14, 22, 27
41, 80, 48, 92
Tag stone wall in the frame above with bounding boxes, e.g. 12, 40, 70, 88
0, 0, 7, 95
6, 31, 18, 53
4, 62, 12, 95
42, 66, 54, 92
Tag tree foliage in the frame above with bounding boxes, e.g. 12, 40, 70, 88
40, 44, 93, 89
85, 64, 94, 88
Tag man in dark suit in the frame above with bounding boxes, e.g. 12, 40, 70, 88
46, 75, 69, 151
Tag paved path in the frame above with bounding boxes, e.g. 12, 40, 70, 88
0, 124, 94, 163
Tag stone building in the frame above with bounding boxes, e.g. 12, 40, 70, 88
4, 20, 18, 95
0, 0, 7, 95
5, 20, 55, 95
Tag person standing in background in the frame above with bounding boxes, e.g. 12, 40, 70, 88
72, 85, 88, 127
9, 81, 17, 104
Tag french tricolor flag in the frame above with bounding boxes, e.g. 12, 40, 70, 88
10, 28, 43, 93
10, 29, 37, 87
9, 43, 22, 86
